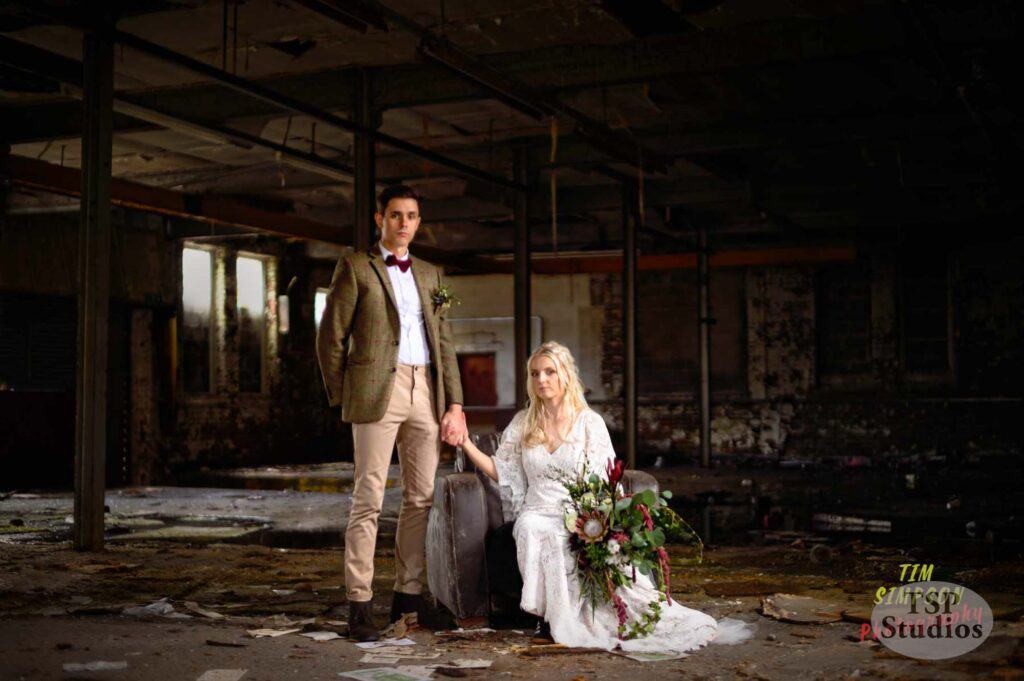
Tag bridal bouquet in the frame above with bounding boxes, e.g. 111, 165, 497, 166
558, 459, 703, 639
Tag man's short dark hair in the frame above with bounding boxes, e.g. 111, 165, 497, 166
377, 184, 420, 213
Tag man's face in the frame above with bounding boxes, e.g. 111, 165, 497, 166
375, 197, 420, 252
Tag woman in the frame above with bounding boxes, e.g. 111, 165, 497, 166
459, 341, 749, 653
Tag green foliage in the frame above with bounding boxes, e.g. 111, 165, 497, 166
554, 463, 703, 642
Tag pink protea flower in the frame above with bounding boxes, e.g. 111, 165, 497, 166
575, 510, 608, 543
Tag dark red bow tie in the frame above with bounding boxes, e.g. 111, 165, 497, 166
385, 254, 411, 272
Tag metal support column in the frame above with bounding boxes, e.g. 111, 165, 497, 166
353, 68, 376, 251
513, 147, 531, 408
74, 21, 114, 551
622, 182, 638, 470
697, 221, 712, 468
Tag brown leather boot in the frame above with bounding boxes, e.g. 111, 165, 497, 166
348, 600, 380, 642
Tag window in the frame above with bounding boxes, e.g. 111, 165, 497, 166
817, 264, 871, 375
181, 247, 213, 393
236, 255, 266, 393
314, 287, 329, 331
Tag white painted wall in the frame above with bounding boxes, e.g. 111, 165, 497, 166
447, 273, 606, 405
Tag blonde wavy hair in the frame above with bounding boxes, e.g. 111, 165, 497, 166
522, 341, 589, 448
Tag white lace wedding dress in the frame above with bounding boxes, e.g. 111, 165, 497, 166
492, 408, 749, 653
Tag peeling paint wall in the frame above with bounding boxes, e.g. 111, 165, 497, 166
746, 267, 815, 400
591, 249, 1022, 464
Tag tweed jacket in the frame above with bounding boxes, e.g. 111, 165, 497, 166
316, 244, 464, 424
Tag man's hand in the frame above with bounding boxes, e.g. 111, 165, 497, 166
441, 405, 467, 447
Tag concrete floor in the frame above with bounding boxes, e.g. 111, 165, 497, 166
1, 464, 1022, 680
1, 541, 1022, 680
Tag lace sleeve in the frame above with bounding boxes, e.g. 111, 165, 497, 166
493, 410, 528, 522
585, 411, 618, 481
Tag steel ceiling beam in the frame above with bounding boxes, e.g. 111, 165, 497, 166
309, 0, 669, 173
0, 36, 354, 182
109, 30, 522, 190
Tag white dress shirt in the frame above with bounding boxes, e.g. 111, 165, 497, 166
380, 244, 432, 366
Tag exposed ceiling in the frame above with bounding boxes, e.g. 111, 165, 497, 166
0, 0, 1020, 255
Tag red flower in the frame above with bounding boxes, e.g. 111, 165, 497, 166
638, 504, 655, 531
613, 593, 628, 635
606, 458, 625, 488
656, 546, 673, 605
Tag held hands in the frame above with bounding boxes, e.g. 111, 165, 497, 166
440, 406, 468, 447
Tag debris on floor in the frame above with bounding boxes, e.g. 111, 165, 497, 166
62, 660, 129, 672
184, 601, 225, 619
340, 667, 433, 681
760, 593, 843, 624
356, 637, 418, 649
196, 671, 247, 681
123, 598, 191, 619
382, 611, 418, 639
246, 627, 301, 637
300, 630, 343, 642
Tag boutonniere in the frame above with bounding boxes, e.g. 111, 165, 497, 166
430, 283, 461, 314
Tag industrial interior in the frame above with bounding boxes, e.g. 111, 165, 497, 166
0, 1, 1021, 679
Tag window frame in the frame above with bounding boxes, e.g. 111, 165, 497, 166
235, 252, 270, 395
179, 244, 216, 395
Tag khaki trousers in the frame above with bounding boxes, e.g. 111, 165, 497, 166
346, 363, 439, 602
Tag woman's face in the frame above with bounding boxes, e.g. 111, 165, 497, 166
530, 355, 565, 402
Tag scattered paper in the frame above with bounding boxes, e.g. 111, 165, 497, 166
614, 650, 688, 662
359, 654, 401, 664
356, 638, 417, 649
197, 671, 247, 681
272, 589, 296, 596
247, 628, 301, 638
339, 667, 433, 681
63, 661, 128, 672
301, 631, 342, 642
123, 598, 189, 618
322, 619, 349, 627
185, 601, 225, 620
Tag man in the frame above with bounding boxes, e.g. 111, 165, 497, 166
317, 185, 467, 641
